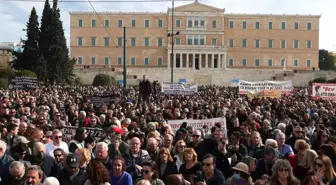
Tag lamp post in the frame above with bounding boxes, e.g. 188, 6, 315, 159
168, 0, 179, 83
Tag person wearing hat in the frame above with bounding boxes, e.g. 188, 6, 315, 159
56, 153, 87, 185
226, 162, 253, 185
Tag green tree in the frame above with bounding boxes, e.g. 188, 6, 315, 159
39, 0, 52, 72
11, 7, 40, 71
35, 55, 48, 82
319, 49, 336, 70
16, 70, 37, 77
92, 74, 112, 86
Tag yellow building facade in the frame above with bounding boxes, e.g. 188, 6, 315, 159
70, 0, 320, 70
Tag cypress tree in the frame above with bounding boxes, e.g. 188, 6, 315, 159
11, 7, 40, 71
35, 55, 48, 83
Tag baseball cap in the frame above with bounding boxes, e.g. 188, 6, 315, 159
14, 136, 30, 145
66, 153, 80, 168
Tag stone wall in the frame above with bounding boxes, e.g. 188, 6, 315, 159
74, 68, 336, 86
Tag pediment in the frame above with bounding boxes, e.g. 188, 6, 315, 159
170, 1, 224, 13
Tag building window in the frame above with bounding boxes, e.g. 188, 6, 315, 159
132, 20, 136, 27
91, 37, 96, 46
175, 38, 180, 45
211, 38, 217, 45
212, 20, 217, 28
77, 37, 83, 46
228, 58, 234, 66
131, 57, 136, 65
78, 19, 83, 27
268, 59, 273, 67
77, 57, 82, 65
229, 21, 234, 28
117, 37, 123, 47
268, 39, 273, 48
104, 57, 109, 65
145, 37, 150, 46
144, 57, 149, 65
281, 59, 285, 67
158, 20, 163, 27
157, 57, 163, 66
242, 39, 247, 48
104, 20, 109, 27
255, 58, 260, 66
194, 35, 199, 45
255, 21, 260, 29
117, 57, 122, 65
242, 59, 247, 66
242, 21, 247, 29
307, 40, 312, 48
255, 39, 260, 48
91, 57, 96, 65
145, 20, 150, 27
131, 37, 136, 46
187, 16, 205, 28
294, 40, 299, 48
176, 20, 180, 27
268, 21, 273, 29
200, 35, 205, 45
186, 35, 204, 45
188, 19, 193, 28
118, 20, 123, 27
293, 59, 299, 67
91, 19, 96, 27
281, 40, 286, 48
307, 22, 312, 30
229, 39, 234, 47
104, 37, 110, 47
187, 35, 192, 45
306, 59, 311, 67
281, 22, 286, 29
294, 22, 299, 30
157, 37, 163, 47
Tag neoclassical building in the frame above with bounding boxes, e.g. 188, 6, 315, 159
70, 0, 320, 70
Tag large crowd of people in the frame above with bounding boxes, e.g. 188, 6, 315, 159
1, 74, 336, 185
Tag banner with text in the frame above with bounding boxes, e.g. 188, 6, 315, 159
161, 83, 198, 95
239, 80, 293, 95
168, 117, 227, 136
62, 126, 105, 142
84, 95, 115, 107
8, 76, 38, 90
312, 83, 336, 100
247, 89, 281, 99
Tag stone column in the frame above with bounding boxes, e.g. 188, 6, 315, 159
205, 54, 208, 68
218, 54, 221, 69
223, 54, 227, 69
186, 53, 190, 68
199, 53, 202, 69
193, 53, 196, 69
212, 54, 215, 68
167, 50, 170, 68
173, 53, 176, 68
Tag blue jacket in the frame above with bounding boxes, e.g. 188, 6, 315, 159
0, 154, 14, 181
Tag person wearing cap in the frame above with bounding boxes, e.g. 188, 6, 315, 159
226, 162, 253, 185
199, 154, 225, 185
56, 153, 87, 185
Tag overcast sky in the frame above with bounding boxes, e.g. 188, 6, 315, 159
1, 0, 335, 51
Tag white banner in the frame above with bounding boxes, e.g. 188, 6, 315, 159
239, 80, 293, 94
312, 83, 336, 100
168, 118, 227, 136
161, 83, 198, 95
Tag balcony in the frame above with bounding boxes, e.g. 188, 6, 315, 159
168, 44, 227, 53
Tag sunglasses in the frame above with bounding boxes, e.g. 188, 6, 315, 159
202, 163, 212, 167
278, 168, 289, 172
54, 154, 62, 157
192, 135, 200, 138
179, 145, 186, 148
315, 162, 324, 168
142, 170, 151, 174
54, 136, 62, 139
46, 136, 52, 139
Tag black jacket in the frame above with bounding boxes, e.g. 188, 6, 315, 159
205, 169, 226, 185
27, 155, 60, 177
158, 161, 178, 182
211, 148, 232, 179
57, 168, 87, 185
0, 154, 14, 181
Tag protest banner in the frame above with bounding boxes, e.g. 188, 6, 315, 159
312, 83, 336, 100
8, 76, 38, 90
84, 95, 115, 107
168, 117, 227, 136
63, 126, 105, 142
247, 89, 281, 99
239, 80, 293, 95
161, 83, 198, 95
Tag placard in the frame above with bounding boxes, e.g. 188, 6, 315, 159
312, 83, 336, 100
62, 126, 105, 142
239, 80, 293, 94
161, 83, 198, 95
8, 76, 38, 90
84, 96, 115, 107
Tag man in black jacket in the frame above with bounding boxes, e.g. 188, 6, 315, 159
198, 154, 226, 185
57, 153, 87, 185
139, 75, 152, 104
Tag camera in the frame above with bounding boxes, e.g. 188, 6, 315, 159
193, 171, 205, 183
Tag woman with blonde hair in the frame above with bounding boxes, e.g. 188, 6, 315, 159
179, 148, 202, 183
287, 139, 311, 180
173, 140, 186, 172
247, 131, 265, 159
303, 149, 318, 170
75, 147, 92, 172
312, 155, 336, 184
269, 159, 300, 185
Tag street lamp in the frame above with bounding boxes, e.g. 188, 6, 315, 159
168, 0, 180, 83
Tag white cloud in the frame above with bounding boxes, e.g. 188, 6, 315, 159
0, 0, 335, 51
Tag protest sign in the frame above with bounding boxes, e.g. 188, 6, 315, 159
8, 76, 38, 90
161, 83, 198, 95
63, 126, 105, 142
168, 117, 227, 136
247, 89, 281, 99
239, 80, 293, 95
84, 95, 115, 107
312, 83, 336, 100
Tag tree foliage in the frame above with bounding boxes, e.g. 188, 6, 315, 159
0, 68, 16, 78
319, 49, 336, 70
16, 70, 37, 77
92, 74, 117, 86
309, 77, 327, 86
